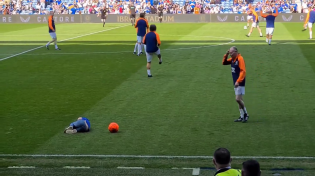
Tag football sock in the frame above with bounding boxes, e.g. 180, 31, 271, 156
310, 31, 312, 39
147, 69, 151, 75
134, 43, 137, 52
54, 40, 58, 49
137, 43, 141, 54
260, 32, 262, 36
143, 44, 146, 52
139, 44, 142, 53
243, 107, 248, 114
268, 39, 272, 44
247, 33, 251, 36
266, 38, 268, 42
239, 109, 244, 118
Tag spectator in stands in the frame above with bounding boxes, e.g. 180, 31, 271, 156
241, 160, 261, 176
213, 148, 241, 176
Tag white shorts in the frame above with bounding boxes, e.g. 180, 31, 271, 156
252, 22, 259, 28
146, 49, 160, 63
308, 22, 313, 28
137, 36, 144, 43
234, 86, 245, 95
247, 16, 253, 20
49, 32, 56, 39
266, 28, 274, 35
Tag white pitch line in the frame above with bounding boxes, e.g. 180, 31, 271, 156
8, 166, 35, 169
1, 154, 315, 159
0, 36, 235, 56
0, 24, 129, 62
63, 166, 90, 169
117, 166, 145, 169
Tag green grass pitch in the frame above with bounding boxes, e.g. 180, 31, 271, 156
0, 22, 315, 175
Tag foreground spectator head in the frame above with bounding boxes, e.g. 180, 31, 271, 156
242, 160, 261, 176
150, 24, 156, 32
213, 148, 231, 170
140, 12, 145, 18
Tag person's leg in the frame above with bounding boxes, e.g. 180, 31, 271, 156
65, 120, 88, 133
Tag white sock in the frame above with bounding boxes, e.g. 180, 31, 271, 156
46, 42, 51, 46
139, 44, 142, 53
134, 43, 137, 52
239, 109, 244, 118
55, 44, 58, 49
142, 44, 146, 52
266, 38, 268, 42
260, 32, 262, 36
243, 107, 247, 114
247, 33, 251, 36
268, 39, 272, 44
310, 31, 312, 39
147, 69, 151, 75
137, 43, 141, 54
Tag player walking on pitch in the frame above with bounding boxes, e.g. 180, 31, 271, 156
246, 7, 263, 37
304, 6, 315, 39
129, 3, 136, 26
98, 6, 108, 27
46, 11, 60, 50
260, 8, 278, 45
222, 47, 249, 123
246, 5, 253, 28
157, 5, 164, 23
143, 24, 162, 77
134, 13, 149, 56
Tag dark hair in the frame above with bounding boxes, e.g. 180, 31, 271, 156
213, 148, 231, 165
242, 160, 260, 176
150, 24, 156, 32
140, 13, 145, 18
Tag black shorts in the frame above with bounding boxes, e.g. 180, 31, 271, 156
158, 12, 163, 17
101, 16, 106, 20
130, 14, 136, 18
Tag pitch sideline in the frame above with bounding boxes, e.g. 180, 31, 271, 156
0, 154, 314, 159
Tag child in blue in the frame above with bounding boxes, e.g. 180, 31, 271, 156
64, 117, 90, 134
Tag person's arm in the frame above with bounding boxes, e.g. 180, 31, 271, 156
222, 51, 232, 65
260, 9, 267, 17
155, 32, 161, 46
236, 57, 246, 83
48, 16, 55, 31
273, 7, 278, 16
142, 34, 146, 44
304, 11, 310, 27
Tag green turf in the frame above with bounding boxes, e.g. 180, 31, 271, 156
1, 22, 315, 171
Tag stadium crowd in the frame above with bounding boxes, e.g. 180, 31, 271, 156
0, 0, 314, 15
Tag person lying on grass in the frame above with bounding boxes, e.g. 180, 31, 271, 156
64, 117, 90, 134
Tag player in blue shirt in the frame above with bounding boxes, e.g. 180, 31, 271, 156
64, 117, 91, 134
261, 8, 278, 45
143, 24, 162, 77
304, 6, 315, 39
222, 47, 249, 123
134, 13, 149, 56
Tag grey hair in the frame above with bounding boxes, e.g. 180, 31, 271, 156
230, 46, 238, 52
